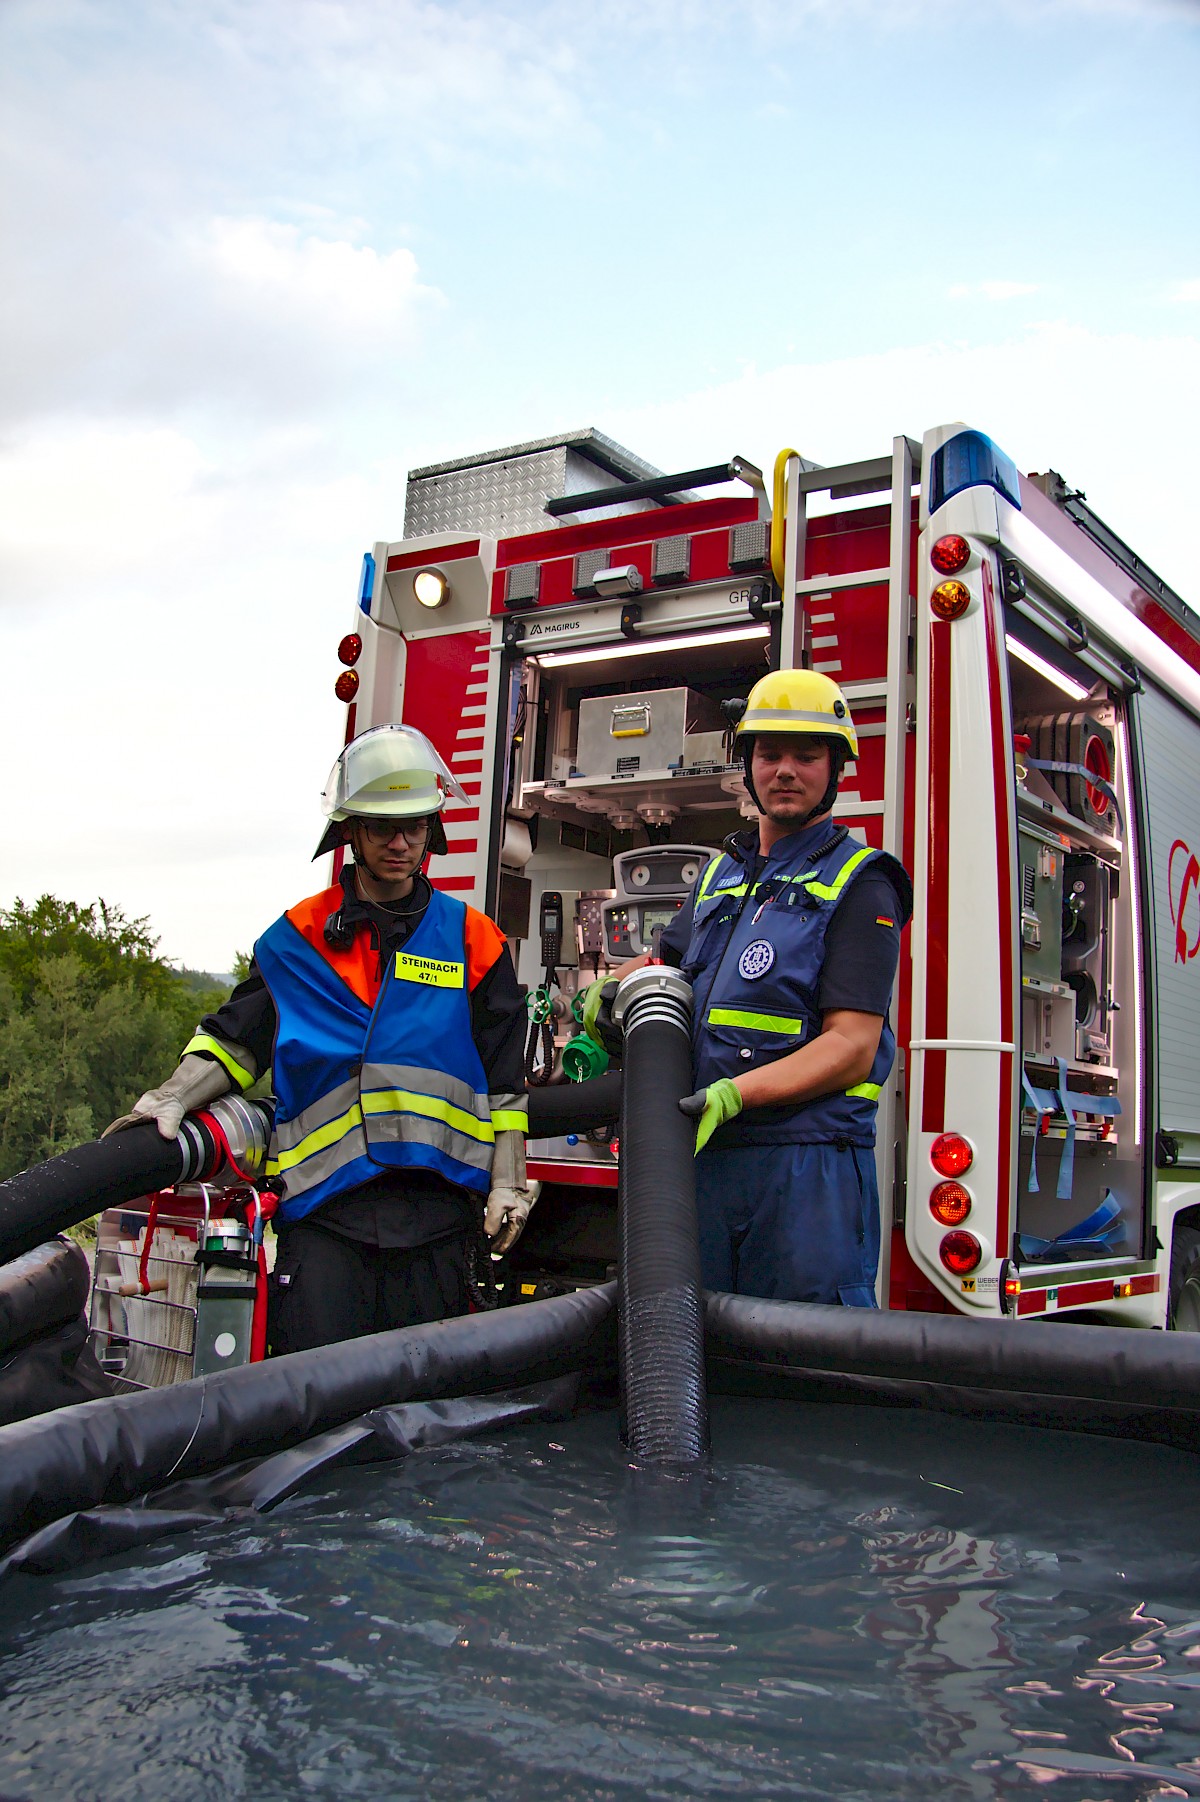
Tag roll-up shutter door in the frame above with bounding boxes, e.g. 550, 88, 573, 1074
1136, 681, 1200, 1134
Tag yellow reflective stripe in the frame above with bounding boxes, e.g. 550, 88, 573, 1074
708, 1007, 806, 1036
394, 952, 464, 989
273, 1101, 364, 1174
845, 1081, 881, 1100
491, 1109, 528, 1135
698, 869, 749, 908
696, 856, 726, 904
182, 1033, 255, 1091
801, 846, 874, 901
362, 1087, 494, 1144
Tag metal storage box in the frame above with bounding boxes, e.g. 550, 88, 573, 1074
575, 687, 724, 780
404, 430, 669, 538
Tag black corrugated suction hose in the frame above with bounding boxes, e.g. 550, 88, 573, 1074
0, 1099, 274, 1268
612, 966, 709, 1464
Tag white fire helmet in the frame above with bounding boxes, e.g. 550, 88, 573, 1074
313, 724, 468, 858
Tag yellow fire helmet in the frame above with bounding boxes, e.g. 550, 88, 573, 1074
313, 723, 468, 859
734, 668, 858, 757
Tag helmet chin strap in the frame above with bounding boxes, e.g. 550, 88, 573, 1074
740, 739, 846, 829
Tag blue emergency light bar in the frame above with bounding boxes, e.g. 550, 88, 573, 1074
928, 429, 1022, 516
359, 551, 376, 614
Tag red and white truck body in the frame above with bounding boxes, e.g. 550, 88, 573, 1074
333, 426, 1200, 1327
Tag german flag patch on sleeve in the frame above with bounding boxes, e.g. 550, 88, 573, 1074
876, 916, 895, 928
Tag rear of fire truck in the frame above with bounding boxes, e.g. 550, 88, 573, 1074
911, 428, 1200, 1328
336, 424, 1200, 1327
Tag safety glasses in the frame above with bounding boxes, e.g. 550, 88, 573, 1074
356, 816, 431, 846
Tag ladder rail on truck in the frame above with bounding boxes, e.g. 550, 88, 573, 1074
337, 424, 1200, 1331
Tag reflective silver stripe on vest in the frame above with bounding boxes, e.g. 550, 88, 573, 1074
362, 1062, 491, 1130
362, 1106, 493, 1174
270, 1064, 493, 1196
279, 1124, 369, 1197
271, 1076, 364, 1168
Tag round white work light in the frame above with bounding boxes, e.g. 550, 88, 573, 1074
414, 568, 450, 609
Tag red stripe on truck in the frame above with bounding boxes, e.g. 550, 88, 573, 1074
386, 539, 480, 572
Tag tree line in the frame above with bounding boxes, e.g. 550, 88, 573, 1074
0, 896, 236, 1182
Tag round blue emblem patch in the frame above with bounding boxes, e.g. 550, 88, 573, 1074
738, 939, 776, 981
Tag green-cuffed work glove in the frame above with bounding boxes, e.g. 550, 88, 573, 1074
581, 977, 621, 1054
678, 1078, 744, 1155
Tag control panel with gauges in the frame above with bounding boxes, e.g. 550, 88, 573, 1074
601, 844, 712, 959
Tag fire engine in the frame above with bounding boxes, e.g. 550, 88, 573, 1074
330, 425, 1200, 1328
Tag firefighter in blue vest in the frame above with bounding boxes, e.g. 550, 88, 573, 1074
106, 725, 531, 1353
585, 670, 911, 1306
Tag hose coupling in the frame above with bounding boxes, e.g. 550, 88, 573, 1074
176, 1095, 275, 1184
611, 964, 694, 1037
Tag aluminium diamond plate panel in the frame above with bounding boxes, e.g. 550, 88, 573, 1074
404, 432, 668, 537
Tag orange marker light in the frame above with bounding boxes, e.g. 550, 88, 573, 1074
931, 534, 970, 575
335, 670, 360, 703
939, 1229, 982, 1275
930, 1132, 973, 1177
931, 579, 972, 621
930, 1181, 972, 1225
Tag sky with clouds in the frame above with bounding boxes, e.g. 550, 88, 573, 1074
2, 0, 1198, 972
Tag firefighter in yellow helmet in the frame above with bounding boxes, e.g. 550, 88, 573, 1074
587, 669, 911, 1306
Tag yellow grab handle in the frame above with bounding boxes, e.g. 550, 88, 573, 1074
770, 447, 802, 588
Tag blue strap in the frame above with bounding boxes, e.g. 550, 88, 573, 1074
1023, 1082, 1121, 1119
1022, 1068, 1122, 1201
1056, 1190, 1123, 1244
1017, 1190, 1126, 1261
1021, 1068, 1047, 1193
1055, 1056, 1077, 1201
1026, 757, 1122, 832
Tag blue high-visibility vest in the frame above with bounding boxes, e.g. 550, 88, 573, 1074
256, 889, 494, 1220
681, 824, 910, 1148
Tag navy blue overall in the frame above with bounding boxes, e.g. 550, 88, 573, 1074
679, 819, 908, 1305
256, 889, 494, 1222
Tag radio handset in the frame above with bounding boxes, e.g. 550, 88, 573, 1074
540, 891, 564, 973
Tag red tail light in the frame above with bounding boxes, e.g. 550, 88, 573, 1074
939, 1230, 982, 1275
931, 534, 970, 574
930, 1181, 972, 1225
930, 1132, 973, 1177
337, 633, 362, 667
334, 670, 360, 703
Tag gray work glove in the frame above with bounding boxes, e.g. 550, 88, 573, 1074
103, 1054, 232, 1141
484, 1127, 540, 1256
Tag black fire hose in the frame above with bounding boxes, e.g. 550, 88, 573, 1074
526, 1072, 622, 1138
0, 1239, 91, 1355
612, 966, 709, 1464
0, 1098, 275, 1268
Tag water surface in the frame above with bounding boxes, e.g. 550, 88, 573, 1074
1, 1397, 1198, 1800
